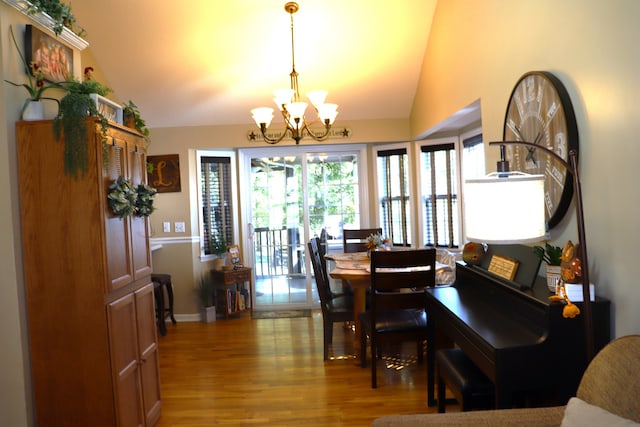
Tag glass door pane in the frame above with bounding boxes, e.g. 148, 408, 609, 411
306, 152, 360, 256
243, 147, 365, 311
251, 155, 308, 308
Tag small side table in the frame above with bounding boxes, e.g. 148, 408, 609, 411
211, 267, 252, 318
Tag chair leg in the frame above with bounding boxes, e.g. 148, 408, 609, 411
323, 319, 331, 361
165, 278, 177, 325
360, 327, 367, 368
371, 336, 377, 388
437, 376, 446, 413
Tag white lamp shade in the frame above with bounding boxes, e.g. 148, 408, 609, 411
317, 103, 338, 124
286, 101, 308, 120
306, 90, 328, 107
273, 88, 295, 110
251, 107, 274, 127
464, 173, 546, 244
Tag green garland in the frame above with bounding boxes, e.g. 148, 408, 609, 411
107, 177, 157, 218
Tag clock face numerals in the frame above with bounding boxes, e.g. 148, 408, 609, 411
503, 71, 579, 230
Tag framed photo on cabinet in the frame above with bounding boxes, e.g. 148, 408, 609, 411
227, 245, 243, 268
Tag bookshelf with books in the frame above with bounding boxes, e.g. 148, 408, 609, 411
211, 267, 252, 318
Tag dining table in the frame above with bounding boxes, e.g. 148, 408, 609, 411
325, 250, 450, 360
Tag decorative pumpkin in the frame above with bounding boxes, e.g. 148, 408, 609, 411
560, 240, 582, 284
462, 242, 485, 265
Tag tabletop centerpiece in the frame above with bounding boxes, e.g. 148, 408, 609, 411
366, 232, 390, 256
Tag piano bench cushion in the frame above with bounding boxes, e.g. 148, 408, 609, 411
436, 348, 494, 411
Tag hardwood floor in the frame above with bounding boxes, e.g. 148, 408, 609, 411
155, 310, 452, 426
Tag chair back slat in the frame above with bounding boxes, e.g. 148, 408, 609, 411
343, 228, 382, 253
370, 249, 436, 312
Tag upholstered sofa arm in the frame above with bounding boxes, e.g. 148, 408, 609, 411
371, 406, 566, 427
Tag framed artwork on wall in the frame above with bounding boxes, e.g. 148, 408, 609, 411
24, 24, 73, 82
147, 154, 181, 193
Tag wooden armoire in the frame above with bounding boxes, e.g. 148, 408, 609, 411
16, 119, 161, 426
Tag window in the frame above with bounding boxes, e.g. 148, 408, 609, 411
376, 147, 411, 246
420, 142, 458, 248
462, 134, 485, 180
417, 131, 485, 249
199, 155, 234, 256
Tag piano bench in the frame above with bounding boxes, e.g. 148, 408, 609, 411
436, 348, 494, 413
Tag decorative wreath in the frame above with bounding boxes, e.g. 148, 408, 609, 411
107, 176, 137, 218
135, 183, 157, 217
107, 176, 157, 218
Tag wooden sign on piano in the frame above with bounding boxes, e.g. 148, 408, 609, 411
487, 254, 519, 281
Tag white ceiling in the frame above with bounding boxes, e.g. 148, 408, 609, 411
70, 0, 438, 130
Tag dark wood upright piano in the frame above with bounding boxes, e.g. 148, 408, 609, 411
425, 261, 610, 409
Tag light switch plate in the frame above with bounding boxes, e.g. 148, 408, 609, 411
175, 222, 186, 233
163, 222, 171, 233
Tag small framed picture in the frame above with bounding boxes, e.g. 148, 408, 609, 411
24, 24, 73, 82
227, 245, 243, 269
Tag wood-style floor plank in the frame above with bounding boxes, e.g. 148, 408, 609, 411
155, 311, 451, 426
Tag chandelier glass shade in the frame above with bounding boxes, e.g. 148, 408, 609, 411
251, 2, 338, 145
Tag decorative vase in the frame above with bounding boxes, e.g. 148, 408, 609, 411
22, 100, 45, 121
124, 112, 136, 129
546, 265, 562, 293
202, 306, 216, 323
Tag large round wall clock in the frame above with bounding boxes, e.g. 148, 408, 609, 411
503, 71, 579, 230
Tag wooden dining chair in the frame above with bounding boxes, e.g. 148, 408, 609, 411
308, 237, 354, 360
342, 228, 383, 253
359, 248, 436, 388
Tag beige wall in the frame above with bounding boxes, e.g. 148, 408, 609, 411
412, 0, 640, 337
2, 1, 640, 425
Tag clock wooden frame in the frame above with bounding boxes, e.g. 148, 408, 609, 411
502, 71, 579, 229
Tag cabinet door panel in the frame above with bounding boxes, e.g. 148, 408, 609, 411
105, 141, 133, 290
129, 146, 153, 280
136, 283, 162, 425
108, 292, 144, 427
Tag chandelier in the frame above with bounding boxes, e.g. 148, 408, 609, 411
251, 2, 338, 145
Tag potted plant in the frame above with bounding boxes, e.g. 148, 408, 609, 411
122, 100, 150, 143
533, 243, 563, 292
4, 26, 61, 120
25, 0, 86, 37
210, 234, 227, 270
53, 67, 111, 179
197, 272, 216, 323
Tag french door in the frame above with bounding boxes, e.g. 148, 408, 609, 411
239, 145, 367, 311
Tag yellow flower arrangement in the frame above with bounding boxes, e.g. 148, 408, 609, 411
366, 233, 390, 251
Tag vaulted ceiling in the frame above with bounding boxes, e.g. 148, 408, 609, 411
70, 0, 438, 130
